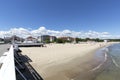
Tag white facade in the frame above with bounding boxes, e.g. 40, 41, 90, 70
104, 40, 108, 43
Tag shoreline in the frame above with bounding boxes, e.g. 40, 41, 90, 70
20, 42, 116, 80
71, 44, 114, 80
95, 43, 120, 80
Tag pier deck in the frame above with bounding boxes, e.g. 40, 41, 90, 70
18, 43, 44, 47
0, 44, 10, 57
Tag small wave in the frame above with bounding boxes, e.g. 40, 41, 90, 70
89, 48, 108, 71
111, 57, 120, 68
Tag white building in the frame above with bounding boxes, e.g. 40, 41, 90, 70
24, 36, 37, 43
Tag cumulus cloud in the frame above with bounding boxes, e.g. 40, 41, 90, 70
0, 28, 31, 38
0, 26, 117, 39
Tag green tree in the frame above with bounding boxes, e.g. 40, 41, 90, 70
56, 38, 65, 43
75, 38, 80, 43
45, 39, 50, 43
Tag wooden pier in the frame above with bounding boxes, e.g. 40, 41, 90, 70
18, 43, 44, 47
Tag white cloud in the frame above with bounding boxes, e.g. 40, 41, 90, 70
0, 26, 117, 39
31, 26, 48, 36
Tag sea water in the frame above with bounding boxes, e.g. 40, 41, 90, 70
95, 43, 120, 80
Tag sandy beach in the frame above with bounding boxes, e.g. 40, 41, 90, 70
20, 42, 113, 80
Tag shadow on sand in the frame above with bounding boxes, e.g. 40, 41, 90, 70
14, 49, 43, 80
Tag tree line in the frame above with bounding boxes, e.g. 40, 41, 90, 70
45, 38, 120, 43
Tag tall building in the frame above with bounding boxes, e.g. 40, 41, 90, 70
50, 36, 56, 42
37, 35, 56, 42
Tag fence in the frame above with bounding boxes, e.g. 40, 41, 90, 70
0, 45, 16, 80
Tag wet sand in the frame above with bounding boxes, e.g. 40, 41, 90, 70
20, 42, 114, 80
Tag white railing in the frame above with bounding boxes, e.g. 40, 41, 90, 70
0, 45, 16, 80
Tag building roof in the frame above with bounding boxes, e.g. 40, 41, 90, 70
26, 36, 36, 39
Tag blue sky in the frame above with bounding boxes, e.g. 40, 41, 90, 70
0, 0, 120, 35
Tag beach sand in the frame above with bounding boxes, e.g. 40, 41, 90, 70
20, 42, 113, 80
